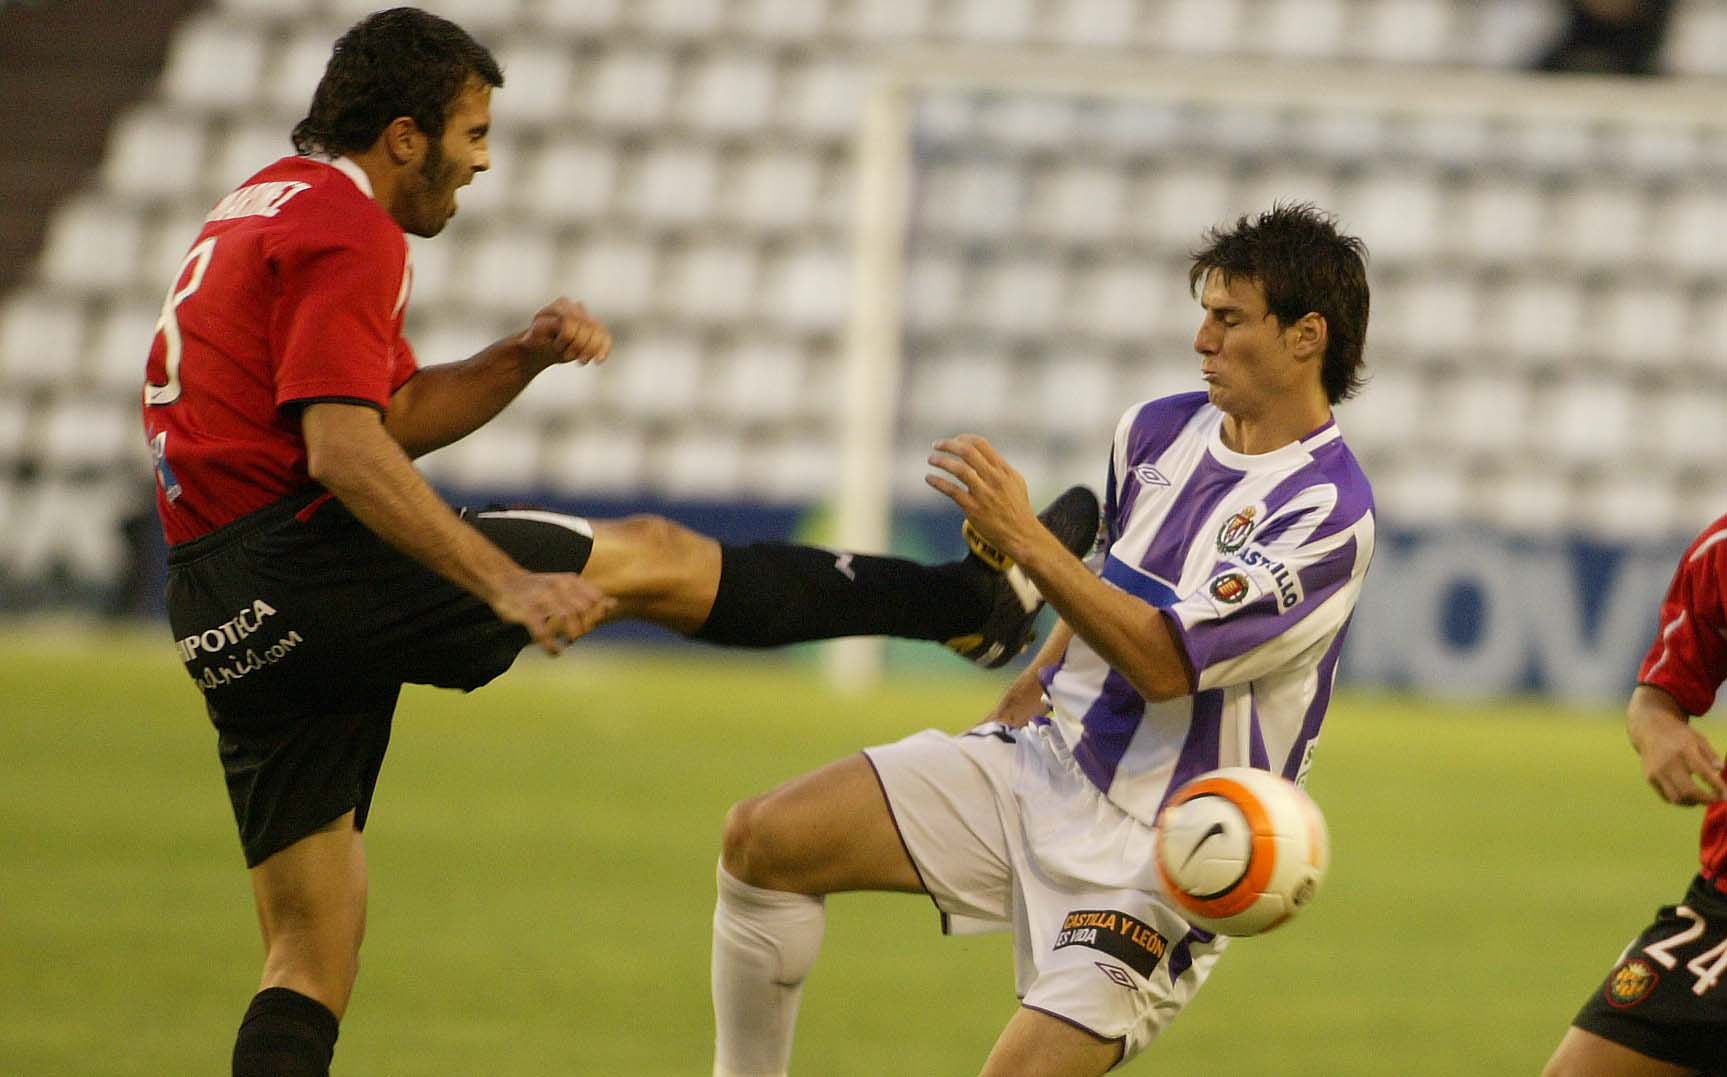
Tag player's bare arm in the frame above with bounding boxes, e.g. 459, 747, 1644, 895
982, 620, 1071, 728
1627, 683, 1727, 806
928, 433, 1193, 702
386, 297, 612, 457
304, 401, 615, 652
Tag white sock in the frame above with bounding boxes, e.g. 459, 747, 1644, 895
711, 862, 827, 1077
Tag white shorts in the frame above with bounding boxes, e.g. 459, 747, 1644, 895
863, 720, 1227, 1066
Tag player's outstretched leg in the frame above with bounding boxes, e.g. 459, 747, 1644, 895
572, 486, 1101, 667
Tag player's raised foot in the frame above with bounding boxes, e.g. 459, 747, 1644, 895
945, 485, 1102, 669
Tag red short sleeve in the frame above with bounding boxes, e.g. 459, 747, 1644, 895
1639, 521, 1727, 717
269, 222, 408, 411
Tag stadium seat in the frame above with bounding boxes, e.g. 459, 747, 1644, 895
39, 200, 143, 293
736, 0, 831, 42
847, 0, 934, 42
1648, 387, 1725, 468
905, 349, 1012, 430
745, 432, 836, 503
1028, 351, 1119, 438
38, 400, 145, 476
425, 415, 544, 492
1661, 0, 1727, 76
603, 331, 704, 419
493, 43, 574, 125
0, 393, 29, 467
1065, 257, 1178, 343
1373, 455, 1468, 528
526, 0, 622, 35
218, 0, 316, 20
461, 229, 558, 314
778, 58, 863, 139
1492, 275, 1584, 366
1453, 176, 1545, 267
0, 293, 85, 391
627, 143, 719, 224
681, 50, 779, 135
403, 235, 455, 310
972, 254, 1063, 337
1478, 464, 1569, 534
5, 477, 140, 585
1579, 467, 1682, 539
1342, 168, 1442, 263
919, 159, 1025, 240
1539, 376, 1636, 467
101, 109, 208, 201
760, 244, 849, 332
265, 28, 338, 116
1597, 280, 1686, 371
1161, 0, 1246, 56
1026, 163, 1125, 241
710, 337, 805, 423
410, 318, 502, 378
544, 422, 647, 494
1648, 181, 1727, 277
213, 120, 295, 193
1254, 0, 1345, 59
564, 233, 659, 320
667, 240, 759, 324
1049, 0, 1137, 49
1550, 183, 1647, 268
520, 137, 619, 224
162, 17, 267, 111
588, 47, 676, 130
1138, 162, 1235, 244
87, 301, 159, 394
408, 0, 521, 34
903, 254, 964, 332
1432, 370, 1530, 461
723, 146, 821, 230
1336, 367, 1425, 458
635, 0, 728, 39
1467, 0, 1567, 68
653, 428, 744, 498
1362, 0, 1454, 63
948, 0, 1036, 44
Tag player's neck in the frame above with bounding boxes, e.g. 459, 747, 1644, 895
340, 148, 403, 221
1218, 393, 1332, 456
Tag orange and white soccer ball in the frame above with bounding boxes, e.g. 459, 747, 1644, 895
1153, 767, 1330, 937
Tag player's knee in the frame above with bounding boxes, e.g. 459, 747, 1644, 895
607, 514, 711, 595
721, 794, 806, 889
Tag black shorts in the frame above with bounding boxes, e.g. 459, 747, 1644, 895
1570, 874, 1727, 1075
166, 490, 596, 867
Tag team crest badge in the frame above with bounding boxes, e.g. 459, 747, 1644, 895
1216, 506, 1259, 554
1605, 958, 1658, 1008
1208, 572, 1250, 605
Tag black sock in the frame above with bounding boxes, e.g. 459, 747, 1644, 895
232, 987, 339, 1077
692, 543, 993, 646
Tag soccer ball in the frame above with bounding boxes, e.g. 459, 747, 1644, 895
1153, 767, 1329, 937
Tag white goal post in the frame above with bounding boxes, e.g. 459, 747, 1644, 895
827, 48, 1727, 690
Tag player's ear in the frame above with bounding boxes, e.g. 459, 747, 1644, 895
1287, 312, 1326, 362
381, 117, 425, 167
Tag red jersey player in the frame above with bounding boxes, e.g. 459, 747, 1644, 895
148, 11, 1097, 1075
1544, 517, 1727, 1077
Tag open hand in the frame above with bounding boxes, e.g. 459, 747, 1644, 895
490, 570, 618, 655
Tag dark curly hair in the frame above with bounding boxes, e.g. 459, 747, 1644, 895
292, 7, 503, 158
1188, 202, 1371, 404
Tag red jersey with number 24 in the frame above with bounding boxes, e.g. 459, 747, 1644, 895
141, 156, 418, 545
1637, 513, 1727, 894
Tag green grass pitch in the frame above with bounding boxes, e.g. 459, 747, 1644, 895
0, 627, 1707, 1075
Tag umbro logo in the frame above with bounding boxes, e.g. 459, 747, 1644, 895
1133, 464, 1171, 487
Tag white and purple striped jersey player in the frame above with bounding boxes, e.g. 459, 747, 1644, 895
1040, 390, 1375, 824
